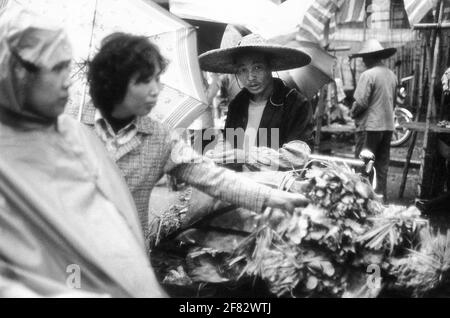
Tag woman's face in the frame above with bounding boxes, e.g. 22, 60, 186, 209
24, 60, 72, 119
112, 64, 163, 119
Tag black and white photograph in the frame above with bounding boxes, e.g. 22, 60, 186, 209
1, 0, 450, 302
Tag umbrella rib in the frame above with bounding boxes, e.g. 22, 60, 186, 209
88, 0, 99, 57
146, 26, 195, 39
71, 26, 195, 80
77, 0, 99, 122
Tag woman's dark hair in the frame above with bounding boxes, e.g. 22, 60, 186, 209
87, 32, 168, 115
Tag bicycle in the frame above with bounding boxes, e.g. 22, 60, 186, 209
391, 76, 414, 147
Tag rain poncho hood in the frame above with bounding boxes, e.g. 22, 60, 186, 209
0, 6, 72, 122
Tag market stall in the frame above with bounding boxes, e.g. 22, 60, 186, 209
148, 143, 450, 298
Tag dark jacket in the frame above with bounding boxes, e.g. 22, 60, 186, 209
224, 78, 314, 150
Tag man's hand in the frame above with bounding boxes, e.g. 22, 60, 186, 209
350, 101, 366, 119
266, 190, 309, 213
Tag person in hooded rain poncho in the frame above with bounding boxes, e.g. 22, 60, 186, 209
0, 7, 168, 297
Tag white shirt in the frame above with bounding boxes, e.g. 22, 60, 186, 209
243, 99, 266, 152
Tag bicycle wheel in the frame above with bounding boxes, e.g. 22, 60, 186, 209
391, 109, 412, 147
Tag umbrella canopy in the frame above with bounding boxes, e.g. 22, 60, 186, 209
8, 0, 207, 129
297, 0, 439, 44
403, 0, 437, 26
0, 0, 7, 10
169, 0, 280, 38
183, 18, 228, 55
277, 40, 335, 100
297, 0, 358, 44
169, 0, 317, 40
262, 0, 316, 39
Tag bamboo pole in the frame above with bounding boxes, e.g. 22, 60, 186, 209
408, 39, 419, 108
314, 86, 327, 153
418, 0, 444, 199
398, 39, 427, 199
413, 23, 450, 30
399, 36, 428, 198
363, 0, 367, 41
439, 36, 450, 120
351, 0, 368, 90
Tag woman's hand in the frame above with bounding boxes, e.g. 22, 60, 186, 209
266, 190, 310, 213
205, 149, 247, 164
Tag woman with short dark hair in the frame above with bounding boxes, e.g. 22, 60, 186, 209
88, 32, 168, 119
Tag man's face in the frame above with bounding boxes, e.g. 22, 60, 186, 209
24, 60, 71, 119
113, 64, 162, 118
235, 52, 273, 96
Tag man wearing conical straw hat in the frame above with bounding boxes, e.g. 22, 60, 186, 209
350, 39, 398, 202
199, 34, 314, 171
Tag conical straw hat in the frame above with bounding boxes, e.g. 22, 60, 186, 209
199, 34, 311, 74
350, 39, 397, 59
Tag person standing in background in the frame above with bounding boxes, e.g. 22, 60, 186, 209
350, 39, 397, 202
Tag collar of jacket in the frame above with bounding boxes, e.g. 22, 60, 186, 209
366, 61, 385, 70
79, 103, 156, 135
235, 77, 292, 108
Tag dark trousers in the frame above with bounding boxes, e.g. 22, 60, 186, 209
355, 131, 393, 201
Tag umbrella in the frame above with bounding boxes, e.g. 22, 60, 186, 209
297, 0, 441, 43
169, 0, 280, 37
183, 18, 228, 55
8, 0, 208, 129
403, 0, 437, 26
0, 0, 8, 11
277, 39, 336, 100
157, 0, 232, 55
169, 0, 318, 41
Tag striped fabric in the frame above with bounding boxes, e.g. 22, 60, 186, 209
148, 26, 208, 128
0, 0, 8, 10
336, 0, 366, 24
298, 0, 345, 42
403, 0, 437, 26
298, 0, 367, 43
